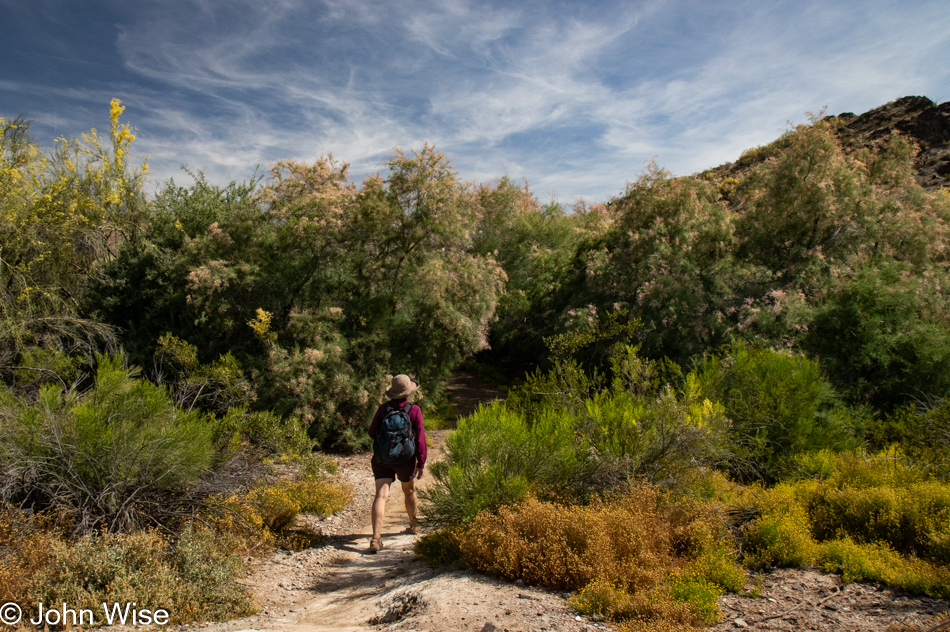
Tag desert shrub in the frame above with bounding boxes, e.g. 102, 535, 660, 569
297, 451, 339, 478
0, 503, 66, 604
569, 577, 634, 620
569, 578, 698, 628
695, 341, 856, 482
664, 570, 722, 625
414, 528, 464, 566
803, 263, 950, 409
421, 402, 578, 525
0, 506, 253, 624
821, 450, 923, 488
688, 544, 747, 593
455, 488, 726, 592
0, 354, 214, 531
458, 488, 736, 628
425, 346, 729, 526
867, 400, 950, 478
214, 406, 313, 459
154, 334, 254, 416
208, 477, 350, 548
718, 456, 950, 596
617, 620, 699, 632
168, 525, 256, 620
797, 459, 950, 565
290, 479, 350, 515
739, 486, 818, 568
818, 538, 950, 599
253, 484, 302, 531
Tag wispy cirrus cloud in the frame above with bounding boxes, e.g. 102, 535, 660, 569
2, 0, 949, 201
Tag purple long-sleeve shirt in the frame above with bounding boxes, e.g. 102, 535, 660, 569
368, 398, 427, 471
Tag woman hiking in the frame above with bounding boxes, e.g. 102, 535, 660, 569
367, 374, 426, 553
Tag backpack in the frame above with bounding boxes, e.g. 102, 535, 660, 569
373, 402, 416, 465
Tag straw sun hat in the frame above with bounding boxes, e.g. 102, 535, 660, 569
386, 374, 419, 399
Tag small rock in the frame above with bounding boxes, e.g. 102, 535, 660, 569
575, 616, 583, 621
734, 618, 749, 628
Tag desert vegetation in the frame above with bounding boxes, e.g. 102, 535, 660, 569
1, 97, 950, 628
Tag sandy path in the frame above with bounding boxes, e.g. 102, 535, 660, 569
191, 373, 596, 632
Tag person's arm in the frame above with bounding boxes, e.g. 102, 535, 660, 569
411, 405, 426, 473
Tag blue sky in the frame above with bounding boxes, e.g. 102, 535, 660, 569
2, 0, 949, 202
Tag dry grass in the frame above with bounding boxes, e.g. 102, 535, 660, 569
0, 504, 254, 624
453, 485, 744, 628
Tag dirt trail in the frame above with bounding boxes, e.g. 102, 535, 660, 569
189, 372, 949, 632
193, 373, 592, 632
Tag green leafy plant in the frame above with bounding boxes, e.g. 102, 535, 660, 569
695, 341, 856, 482
0, 354, 214, 531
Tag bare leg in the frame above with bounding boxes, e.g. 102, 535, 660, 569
371, 478, 392, 542
400, 479, 417, 530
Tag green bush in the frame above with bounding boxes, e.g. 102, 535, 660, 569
803, 263, 950, 409
207, 477, 350, 547
742, 504, 815, 568
0, 354, 214, 531
665, 570, 722, 625
799, 459, 950, 565
818, 538, 950, 599
422, 401, 574, 525
423, 349, 729, 527
688, 544, 747, 593
695, 341, 856, 482
414, 528, 465, 566
154, 334, 254, 416
719, 456, 950, 597
214, 406, 313, 459
866, 400, 950, 478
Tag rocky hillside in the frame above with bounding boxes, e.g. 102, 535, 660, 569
705, 96, 950, 190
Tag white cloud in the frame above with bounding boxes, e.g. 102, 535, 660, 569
5, 0, 948, 202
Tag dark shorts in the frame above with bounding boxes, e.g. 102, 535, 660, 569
371, 456, 417, 482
